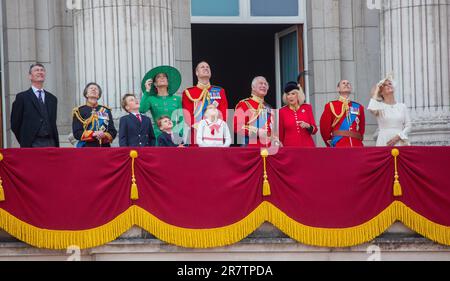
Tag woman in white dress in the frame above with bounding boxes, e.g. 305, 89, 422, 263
368, 75, 412, 146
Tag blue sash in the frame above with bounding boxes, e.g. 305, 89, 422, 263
331, 103, 360, 147
193, 87, 222, 124
242, 104, 272, 146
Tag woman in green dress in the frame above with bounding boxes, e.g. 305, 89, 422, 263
139, 66, 183, 141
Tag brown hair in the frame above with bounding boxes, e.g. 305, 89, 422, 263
195, 61, 209, 72
121, 93, 136, 112
83, 82, 103, 99
157, 115, 171, 128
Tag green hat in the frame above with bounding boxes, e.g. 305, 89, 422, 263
141, 65, 182, 96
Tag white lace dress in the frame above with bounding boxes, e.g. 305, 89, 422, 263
368, 99, 412, 146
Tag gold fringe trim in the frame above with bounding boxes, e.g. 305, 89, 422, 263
268, 201, 450, 247
0, 202, 449, 250
0, 207, 135, 250
396, 201, 450, 247
134, 204, 268, 249
267, 202, 397, 247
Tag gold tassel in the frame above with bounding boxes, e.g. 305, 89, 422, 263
391, 149, 403, 197
130, 150, 139, 200
263, 180, 271, 197
0, 180, 4, 202
261, 149, 271, 196
0, 153, 4, 202
393, 181, 402, 197
131, 183, 139, 200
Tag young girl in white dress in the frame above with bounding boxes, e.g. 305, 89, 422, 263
196, 104, 232, 147
368, 75, 412, 146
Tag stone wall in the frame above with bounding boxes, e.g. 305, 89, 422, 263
380, 0, 450, 145
2, 0, 75, 147
2, 0, 192, 148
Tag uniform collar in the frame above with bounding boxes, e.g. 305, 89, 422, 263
338, 96, 351, 103
197, 82, 211, 90
250, 94, 265, 104
86, 102, 99, 109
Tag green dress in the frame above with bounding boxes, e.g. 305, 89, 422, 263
139, 93, 183, 140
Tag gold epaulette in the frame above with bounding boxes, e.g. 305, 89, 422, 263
72, 106, 80, 116
72, 106, 87, 125
100, 105, 112, 111
184, 88, 205, 103
235, 98, 250, 110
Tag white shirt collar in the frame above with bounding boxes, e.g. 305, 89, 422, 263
31, 86, 44, 93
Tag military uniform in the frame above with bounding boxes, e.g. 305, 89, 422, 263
72, 105, 117, 147
320, 96, 365, 147
182, 83, 228, 145
234, 95, 273, 147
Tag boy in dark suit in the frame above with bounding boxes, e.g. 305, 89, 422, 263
157, 116, 185, 147
119, 94, 156, 147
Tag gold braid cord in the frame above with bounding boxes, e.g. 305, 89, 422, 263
330, 101, 350, 128
185, 84, 212, 120
72, 107, 94, 130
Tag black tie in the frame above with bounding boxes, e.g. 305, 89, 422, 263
37, 90, 44, 104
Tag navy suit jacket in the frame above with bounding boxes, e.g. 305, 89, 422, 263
119, 113, 156, 147
157, 132, 179, 147
11, 88, 59, 147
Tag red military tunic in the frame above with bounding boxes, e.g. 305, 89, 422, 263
234, 96, 273, 147
320, 97, 365, 147
183, 83, 228, 145
279, 104, 317, 147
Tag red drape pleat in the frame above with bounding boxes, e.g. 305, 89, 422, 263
0, 147, 449, 232
396, 147, 450, 225
134, 148, 264, 228
266, 148, 395, 228
0, 148, 131, 230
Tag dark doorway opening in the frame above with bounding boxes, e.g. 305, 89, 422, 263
192, 24, 291, 109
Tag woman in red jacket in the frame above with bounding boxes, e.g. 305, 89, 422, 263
278, 82, 317, 147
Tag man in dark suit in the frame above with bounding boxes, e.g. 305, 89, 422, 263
119, 94, 156, 147
11, 63, 59, 147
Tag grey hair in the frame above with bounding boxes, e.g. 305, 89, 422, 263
251, 76, 269, 89
29, 63, 45, 74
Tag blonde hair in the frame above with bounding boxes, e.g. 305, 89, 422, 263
374, 73, 395, 101
282, 88, 306, 106
204, 104, 218, 122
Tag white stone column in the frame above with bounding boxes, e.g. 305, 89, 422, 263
381, 0, 450, 145
72, 0, 175, 114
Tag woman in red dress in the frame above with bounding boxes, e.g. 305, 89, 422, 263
278, 82, 317, 147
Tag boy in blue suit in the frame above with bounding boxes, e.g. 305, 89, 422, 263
119, 94, 156, 147
157, 116, 185, 147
